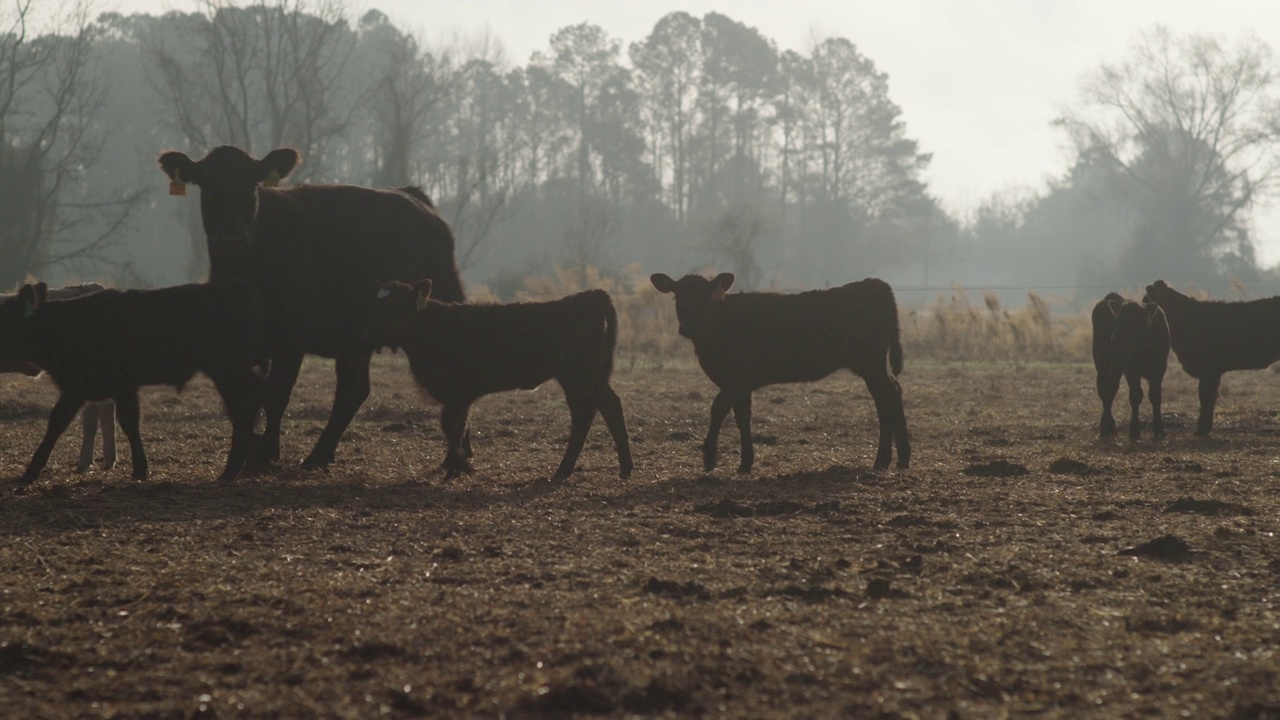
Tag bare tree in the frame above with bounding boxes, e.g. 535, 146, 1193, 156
1057, 26, 1280, 281
563, 196, 618, 284
0, 1, 143, 289
701, 203, 766, 289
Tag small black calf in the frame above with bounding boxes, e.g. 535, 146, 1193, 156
0, 281, 265, 485
1091, 293, 1170, 439
370, 280, 632, 481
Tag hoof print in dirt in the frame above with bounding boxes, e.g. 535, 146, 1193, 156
643, 576, 711, 601
1118, 534, 1193, 561
1049, 457, 1095, 475
962, 459, 1028, 477
865, 577, 910, 599
1162, 497, 1254, 517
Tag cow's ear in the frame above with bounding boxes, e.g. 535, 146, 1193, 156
158, 150, 199, 192
1106, 299, 1122, 316
650, 273, 676, 294
17, 283, 40, 319
413, 279, 433, 310
712, 272, 735, 300
259, 147, 300, 187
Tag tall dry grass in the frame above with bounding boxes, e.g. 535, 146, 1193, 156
469, 268, 1093, 366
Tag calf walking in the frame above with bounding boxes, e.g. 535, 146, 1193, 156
1091, 293, 1170, 439
0, 281, 265, 485
650, 272, 909, 472
369, 280, 632, 481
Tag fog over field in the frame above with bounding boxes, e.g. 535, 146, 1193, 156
6, 0, 1280, 307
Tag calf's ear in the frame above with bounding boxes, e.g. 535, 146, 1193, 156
158, 151, 199, 189
712, 272, 735, 297
17, 283, 41, 318
650, 273, 676, 294
259, 148, 301, 186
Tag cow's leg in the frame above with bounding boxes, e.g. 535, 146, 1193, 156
212, 369, 264, 482
258, 351, 303, 466
886, 374, 911, 468
554, 385, 598, 481
702, 390, 735, 472
439, 403, 474, 480
99, 401, 117, 470
1097, 367, 1120, 437
76, 405, 99, 473
1196, 374, 1222, 437
113, 391, 148, 480
864, 371, 900, 470
1125, 370, 1145, 440
1149, 370, 1165, 438
593, 384, 633, 479
302, 353, 371, 469
731, 391, 754, 474
20, 395, 85, 486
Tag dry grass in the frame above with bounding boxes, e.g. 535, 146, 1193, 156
3, 355, 1280, 718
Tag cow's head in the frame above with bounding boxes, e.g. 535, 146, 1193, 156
1109, 299, 1164, 364
369, 279, 433, 351
158, 146, 300, 269
0, 282, 47, 368
1142, 279, 1181, 307
650, 272, 735, 340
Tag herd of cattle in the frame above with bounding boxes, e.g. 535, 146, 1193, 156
0, 145, 1277, 488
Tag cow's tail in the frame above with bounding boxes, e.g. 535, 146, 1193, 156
880, 279, 904, 376
600, 290, 619, 377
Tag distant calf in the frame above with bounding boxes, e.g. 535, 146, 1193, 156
369, 280, 632, 481
0, 281, 265, 485
1091, 292, 1170, 439
1144, 279, 1280, 436
1, 283, 116, 472
650, 273, 909, 472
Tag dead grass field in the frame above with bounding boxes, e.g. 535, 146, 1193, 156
2, 353, 1280, 718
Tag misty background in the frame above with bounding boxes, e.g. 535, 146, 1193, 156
5, 0, 1280, 310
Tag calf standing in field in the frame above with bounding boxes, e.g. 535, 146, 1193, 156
650, 272, 910, 472
0, 281, 265, 485
369, 280, 632, 481
1, 283, 115, 472
1144, 279, 1280, 436
1091, 292, 1170, 439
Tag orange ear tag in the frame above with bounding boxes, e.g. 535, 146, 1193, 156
712, 287, 727, 301
263, 170, 281, 188
169, 180, 186, 196
415, 292, 429, 311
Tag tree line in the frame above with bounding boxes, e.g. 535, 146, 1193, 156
4, 2, 1279, 302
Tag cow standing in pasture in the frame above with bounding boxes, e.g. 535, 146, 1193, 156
2, 283, 116, 472
0, 281, 265, 485
650, 273, 909, 472
1143, 279, 1280, 436
1091, 292, 1170, 439
368, 280, 632, 482
158, 146, 466, 470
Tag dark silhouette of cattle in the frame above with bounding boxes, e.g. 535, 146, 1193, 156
0, 280, 265, 485
650, 272, 909, 472
2, 283, 116, 471
157, 145, 465, 469
1091, 292, 1170, 439
368, 280, 632, 481
1144, 279, 1280, 436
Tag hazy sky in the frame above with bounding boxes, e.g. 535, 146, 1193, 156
118, 0, 1280, 262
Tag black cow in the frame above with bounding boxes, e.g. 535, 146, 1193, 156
0, 280, 265, 485
650, 272, 909, 472
157, 146, 465, 470
1144, 279, 1280, 436
369, 280, 632, 481
1091, 292, 1170, 439
2, 283, 116, 472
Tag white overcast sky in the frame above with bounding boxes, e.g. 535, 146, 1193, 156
116, 0, 1280, 264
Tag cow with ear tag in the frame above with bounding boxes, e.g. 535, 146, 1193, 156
1091, 293, 1170, 439
650, 272, 909, 473
367, 279, 633, 482
157, 144, 466, 473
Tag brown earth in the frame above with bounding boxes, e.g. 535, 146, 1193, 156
2, 355, 1280, 718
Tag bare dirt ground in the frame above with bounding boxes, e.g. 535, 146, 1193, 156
2, 354, 1280, 718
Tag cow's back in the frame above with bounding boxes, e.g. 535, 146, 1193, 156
250, 185, 462, 356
